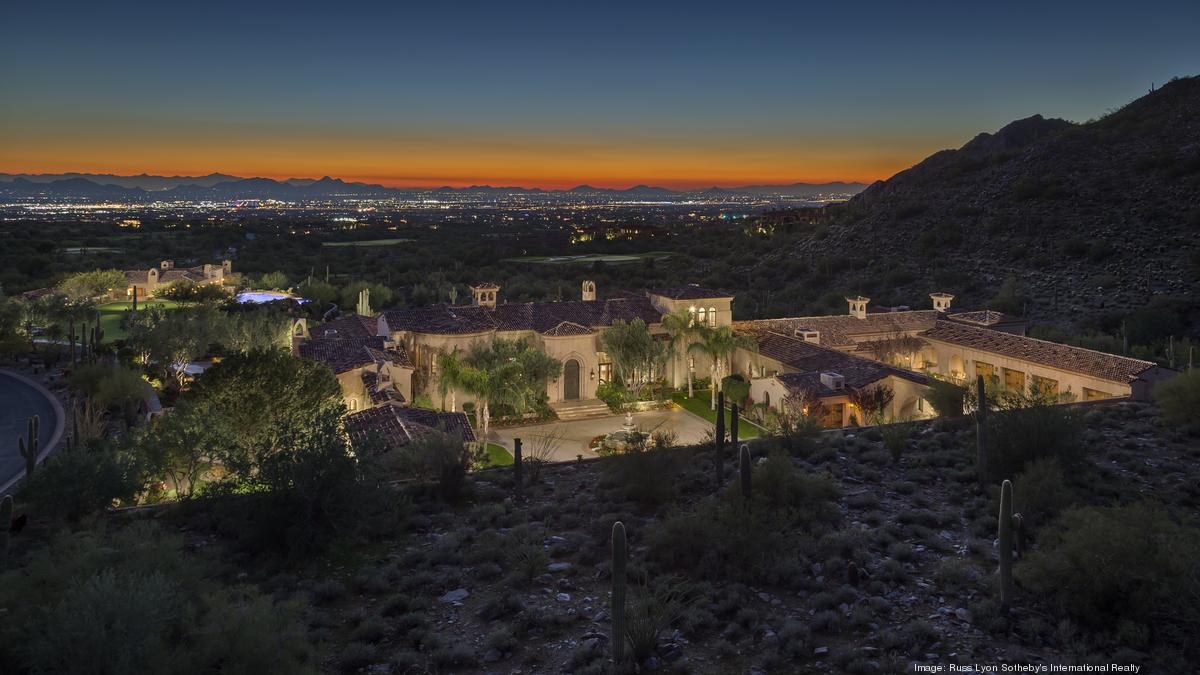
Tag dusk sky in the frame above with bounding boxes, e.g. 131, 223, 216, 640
2, 1, 1197, 189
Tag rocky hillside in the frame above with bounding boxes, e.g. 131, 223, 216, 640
761, 75, 1200, 331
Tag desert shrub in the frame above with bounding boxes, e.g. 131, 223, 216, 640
397, 431, 472, 502
880, 422, 913, 461
1011, 457, 1073, 530
624, 578, 692, 663
0, 523, 314, 673
22, 441, 143, 521
739, 450, 839, 526
925, 378, 966, 417
985, 400, 1084, 481
1016, 503, 1200, 659
600, 446, 684, 505
1154, 369, 1200, 430
648, 457, 838, 582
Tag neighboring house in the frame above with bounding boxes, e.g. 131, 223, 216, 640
296, 314, 415, 413
124, 259, 232, 298
343, 402, 476, 451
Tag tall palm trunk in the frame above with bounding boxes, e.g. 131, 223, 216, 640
710, 363, 718, 409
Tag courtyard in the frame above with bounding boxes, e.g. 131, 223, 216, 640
490, 406, 714, 462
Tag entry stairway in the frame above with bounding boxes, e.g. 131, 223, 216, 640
549, 399, 613, 422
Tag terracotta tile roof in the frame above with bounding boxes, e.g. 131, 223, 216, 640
734, 311, 940, 348
345, 403, 476, 449
750, 331, 929, 390
313, 313, 378, 339
541, 321, 594, 337
381, 295, 661, 336
361, 371, 406, 404
648, 284, 734, 300
945, 310, 1025, 328
919, 320, 1157, 384
297, 337, 412, 374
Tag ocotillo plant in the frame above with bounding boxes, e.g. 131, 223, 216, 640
513, 438, 523, 500
611, 521, 627, 673
730, 403, 740, 451
998, 479, 1014, 610
975, 375, 989, 485
0, 494, 11, 557
739, 443, 752, 509
714, 390, 725, 487
18, 415, 40, 480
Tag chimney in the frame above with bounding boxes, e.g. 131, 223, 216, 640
846, 296, 870, 320
793, 328, 821, 344
820, 372, 845, 391
160, 260, 174, 270
470, 282, 499, 308
581, 280, 596, 302
930, 292, 954, 313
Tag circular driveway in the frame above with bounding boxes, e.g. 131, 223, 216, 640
0, 369, 64, 494
490, 407, 714, 462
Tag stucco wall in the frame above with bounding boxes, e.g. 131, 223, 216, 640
923, 338, 1131, 400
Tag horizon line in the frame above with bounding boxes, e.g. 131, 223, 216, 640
0, 169, 877, 192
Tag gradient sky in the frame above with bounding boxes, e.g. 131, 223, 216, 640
2, 1, 1197, 189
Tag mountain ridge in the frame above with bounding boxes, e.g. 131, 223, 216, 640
752, 74, 1200, 331
0, 173, 867, 200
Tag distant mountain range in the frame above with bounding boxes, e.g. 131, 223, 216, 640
0, 173, 867, 201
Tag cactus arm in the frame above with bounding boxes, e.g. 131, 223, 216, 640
739, 443, 752, 509
513, 438, 523, 500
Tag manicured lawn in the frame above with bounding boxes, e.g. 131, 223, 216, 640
322, 239, 414, 247
95, 299, 180, 342
672, 390, 763, 439
484, 443, 514, 467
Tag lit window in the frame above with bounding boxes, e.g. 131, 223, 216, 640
697, 308, 707, 325
708, 307, 717, 326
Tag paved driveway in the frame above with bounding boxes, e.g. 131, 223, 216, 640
490, 407, 714, 462
0, 370, 63, 494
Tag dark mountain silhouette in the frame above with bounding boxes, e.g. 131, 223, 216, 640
752, 75, 1200, 330
0, 173, 865, 201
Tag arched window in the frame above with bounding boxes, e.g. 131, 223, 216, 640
697, 308, 707, 325
348, 398, 359, 411
708, 307, 718, 326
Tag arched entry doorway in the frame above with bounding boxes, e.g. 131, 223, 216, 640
564, 359, 581, 400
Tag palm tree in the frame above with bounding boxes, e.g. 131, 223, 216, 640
437, 338, 561, 446
661, 308, 698, 398
689, 325, 758, 410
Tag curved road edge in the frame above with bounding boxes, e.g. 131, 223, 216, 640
0, 368, 66, 496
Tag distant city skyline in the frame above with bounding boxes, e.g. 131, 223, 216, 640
2, 1, 1197, 189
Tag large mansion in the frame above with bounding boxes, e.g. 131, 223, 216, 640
124, 259, 232, 298
294, 281, 1172, 438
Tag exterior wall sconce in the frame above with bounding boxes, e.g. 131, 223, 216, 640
590, 369, 596, 380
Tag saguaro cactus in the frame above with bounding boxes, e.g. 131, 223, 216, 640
0, 494, 12, 557
19, 415, 40, 480
611, 521, 627, 672
730, 403, 740, 452
975, 375, 989, 485
998, 479, 1014, 610
714, 390, 725, 487
513, 438, 523, 500
739, 443, 752, 509
68, 318, 77, 367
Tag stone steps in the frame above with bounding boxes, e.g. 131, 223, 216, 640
549, 399, 613, 421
